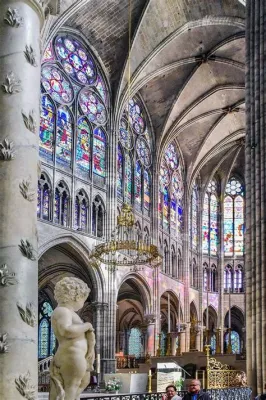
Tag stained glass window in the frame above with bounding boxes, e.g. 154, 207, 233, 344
56, 107, 73, 168
190, 185, 198, 251
224, 177, 244, 256
93, 127, 106, 177
117, 97, 152, 212
210, 334, 216, 355
160, 330, 167, 356
224, 265, 233, 291
117, 145, 123, 197
135, 161, 142, 208
54, 182, 69, 226
75, 191, 88, 231
40, 95, 55, 161
159, 142, 184, 239
38, 301, 56, 359
40, 34, 108, 180
76, 117, 91, 173
128, 328, 142, 358
38, 174, 51, 221
225, 330, 240, 354
202, 180, 218, 255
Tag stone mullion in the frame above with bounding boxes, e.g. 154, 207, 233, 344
219, 197, 225, 352
183, 189, 190, 351
0, 1, 44, 398
198, 185, 204, 351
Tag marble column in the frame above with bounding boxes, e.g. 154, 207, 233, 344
246, 0, 266, 394
0, 1, 44, 398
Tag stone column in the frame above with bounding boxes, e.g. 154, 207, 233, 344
0, 1, 44, 398
144, 314, 156, 356
246, 0, 266, 394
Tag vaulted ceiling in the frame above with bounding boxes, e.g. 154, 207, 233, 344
44, 0, 246, 188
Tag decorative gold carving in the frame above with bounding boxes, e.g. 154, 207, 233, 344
0, 138, 15, 160
17, 302, 37, 327
19, 179, 35, 202
0, 264, 18, 287
1, 72, 22, 94
22, 110, 37, 134
15, 371, 36, 400
24, 45, 37, 67
206, 345, 247, 389
18, 239, 36, 261
4, 8, 23, 27
117, 203, 135, 227
0, 333, 9, 353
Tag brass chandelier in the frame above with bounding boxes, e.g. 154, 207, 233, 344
90, 204, 162, 268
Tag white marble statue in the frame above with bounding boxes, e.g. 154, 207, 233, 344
49, 277, 95, 400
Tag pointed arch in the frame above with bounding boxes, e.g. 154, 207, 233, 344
75, 189, 89, 231
92, 195, 105, 238
38, 172, 52, 221
54, 180, 70, 226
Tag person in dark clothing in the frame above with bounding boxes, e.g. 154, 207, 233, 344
182, 380, 211, 400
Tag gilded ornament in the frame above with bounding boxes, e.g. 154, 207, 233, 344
1, 72, 22, 94
17, 302, 37, 327
0, 264, 18, 287
0, 138, 15, 161
4, 8, 23, 27
22, 110, 37, 134
18, 239, 36, 261
19, 179, 35, 202
24, 45, 37, 67
0, 333, 9, 353
15, 371, 36, 400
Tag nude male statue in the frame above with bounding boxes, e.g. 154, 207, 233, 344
49, 277, 95, 400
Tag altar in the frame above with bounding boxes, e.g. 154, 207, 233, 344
104, 373, 148, 394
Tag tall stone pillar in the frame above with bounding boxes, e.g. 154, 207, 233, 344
144, 314, 156, 356
246, 0, 266, 394
0, 1, 44, 398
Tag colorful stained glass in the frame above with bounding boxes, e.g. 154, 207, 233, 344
41, 65, 74, 104
136, 137, 151, 166
128, 98, 145, 134
42, 302, 53, 317
80, 201, 88, 230
39, 95, 55, 161
50, 330, 56, 355
163, 187, 170, 230
42, 41, 55, 63
119, 118, 133, 150
160, 331, 167, 356
43, 186, 50, 220
55, 36, 97, 85
160, 164, 170, 188
143, 170, 151, 210
177, 198, 183, 234
234, 266, 243, 290
117, 145, 123, 197
171, 196, 177, 233
226, 178, 243, 196
38, 318, 49, 358
54, 189, 60, 224
224, 266, 232, 290
56, 107, 73, 167
164, 143, 178, 170
202, 194, 209, 253
128, 328, 142, 357
76, 117, 91, 173
158, 189, 163, 225
96, 75, 107, 103
125, 153, 132, 203
79, 89, 107, 125
210, 334, 216, 354
172, 170, 184, 199
62, 192, 68, 226
224, 196, 233, 256
192, 187, 198, 251
210, 194, 218, 255
37, 185, 41, 218
93, 127, 106, 177
234, 196, 244, 254
135, 161, 142, 208
225, 331, 240, 354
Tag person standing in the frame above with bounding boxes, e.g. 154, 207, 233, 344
182, 380, 211, 400
163, 385, 182, 400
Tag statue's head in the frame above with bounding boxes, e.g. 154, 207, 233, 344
54, 277, 90, 311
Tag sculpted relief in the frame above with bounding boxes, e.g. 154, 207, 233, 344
49, 277, 95, 400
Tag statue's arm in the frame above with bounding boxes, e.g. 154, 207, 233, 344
53, 308, 93, 339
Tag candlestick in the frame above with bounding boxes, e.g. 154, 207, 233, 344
206, 289, 209, 330
168, 293, 171, 333
148, 369, 152, 393
178, 293, 181, 332
96, 353, 100, 374
228, 287, 231, 329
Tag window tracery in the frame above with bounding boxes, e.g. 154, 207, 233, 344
117, 97, 152, 213
37, 173, 51, 221
190, 183, 198, 251
54, 181, 70, 226
75, 190, 89, 231
38, 300, 56, 359
92, 196, 105, 238
225, 330, 240, 354
202, 180, 218, 255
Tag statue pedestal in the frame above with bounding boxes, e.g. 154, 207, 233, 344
104, 373, 148, 393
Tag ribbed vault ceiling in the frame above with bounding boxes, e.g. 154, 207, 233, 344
46, 0, 246, 186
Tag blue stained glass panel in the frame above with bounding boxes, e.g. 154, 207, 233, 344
43, 187, 50, 220
117, 145, 123, 197
210, 194, 218, 255
39, 95, 55, 161
171, 197, 177, 233
54, 189, 60, 224
224, 196, 233, 256
135, 161, 142, 208
41, 65, 74, 104
163, 187, 170, 230
93, 127, 106, 177
143, 170, 151, 210
125, 153, 132, 203
164, 143, 178, 170
38, 318, 49, 358
76, 117, 91, 173
56, 107, 72, 167
37, 185, 41, 218
79, 89, 107, 126
128, 328, 142, 357
225, 331, 240, 354
202, 194, 209, 254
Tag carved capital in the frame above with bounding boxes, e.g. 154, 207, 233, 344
144, 314, 156, 325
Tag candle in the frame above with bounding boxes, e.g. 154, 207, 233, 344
229, 288, 231, 329
178, 293, 181, 332
168, 293, 171, 333
96, 353, 100, 374
206, 289, 209, 330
